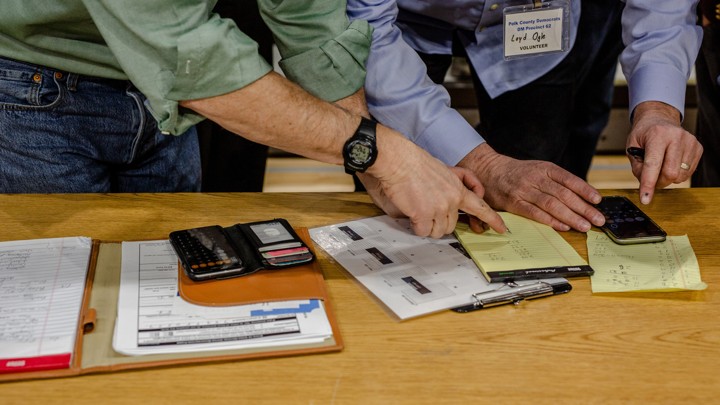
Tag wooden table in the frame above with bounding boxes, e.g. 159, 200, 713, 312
1, 189, 718, 404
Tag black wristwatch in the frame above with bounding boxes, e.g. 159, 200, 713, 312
343, 117, 378, 174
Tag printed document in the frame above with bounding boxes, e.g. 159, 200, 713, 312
0, 237, 91, 372
114, 240, 333, 355
587, 230, 706, 292
310, 216, 564, 320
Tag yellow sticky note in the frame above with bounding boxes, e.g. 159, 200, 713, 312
587, 230, 707, 293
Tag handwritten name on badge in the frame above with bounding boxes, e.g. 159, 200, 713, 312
504, 7, 564, 58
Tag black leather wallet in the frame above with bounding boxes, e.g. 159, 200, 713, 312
169, 218, 314, 281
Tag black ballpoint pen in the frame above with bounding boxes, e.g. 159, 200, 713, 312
627, 147, 645, 162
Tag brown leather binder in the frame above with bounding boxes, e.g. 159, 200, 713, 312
0, 229, 343, 383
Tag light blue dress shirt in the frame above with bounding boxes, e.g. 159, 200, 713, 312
347, 0, 701, 166
620, 0, 702, 119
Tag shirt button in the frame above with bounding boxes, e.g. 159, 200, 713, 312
490, 3, 499, 11
32, 73, 42, 83
54, 72, 63, 80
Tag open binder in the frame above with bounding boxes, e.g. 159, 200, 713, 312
0, 229, 342, 383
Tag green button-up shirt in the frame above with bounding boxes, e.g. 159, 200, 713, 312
0, 1, 372, 134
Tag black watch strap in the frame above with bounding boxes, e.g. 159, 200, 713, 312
343, 117, 378, 175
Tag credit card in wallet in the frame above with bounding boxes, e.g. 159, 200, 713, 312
266, 254, 314, 266
262, 247, 310, 259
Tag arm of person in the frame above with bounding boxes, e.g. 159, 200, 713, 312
265, 0, 489, 230
82, 1, 504, 237
348, 0, 604, 232
347, 0, 482, 165
181, 72, 507, 238
257, 0, 373, 104
258, 0, 497, 229
621, 0, 703, 204
258, 1, 373, 123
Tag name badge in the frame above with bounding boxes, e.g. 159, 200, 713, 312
503, 0, 570, 60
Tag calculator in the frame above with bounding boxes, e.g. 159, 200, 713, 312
169, 225, 247, 280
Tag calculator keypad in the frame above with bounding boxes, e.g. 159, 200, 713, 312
171, 226, 241, 273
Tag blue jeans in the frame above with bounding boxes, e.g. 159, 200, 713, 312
0, 57, 201, 193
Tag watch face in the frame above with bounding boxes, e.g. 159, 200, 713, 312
349, 141, 372, 164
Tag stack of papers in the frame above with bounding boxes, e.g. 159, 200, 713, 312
454, 212, 592, 282
114, 241, 333, 355
0, 237, 91, 373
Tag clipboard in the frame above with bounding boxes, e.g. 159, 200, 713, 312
0, 229, 343, 383
451, 279, 572, 312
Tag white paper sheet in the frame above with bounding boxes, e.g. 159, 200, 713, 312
310, 216, 565, 320
113, 240, 333, 356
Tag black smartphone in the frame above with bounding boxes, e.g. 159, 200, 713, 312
595, 196, 667, 244
169, 225, 247, 281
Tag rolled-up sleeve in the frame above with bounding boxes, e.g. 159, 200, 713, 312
258, 0, 373, 102
82, 1, 273, 135
620, 0, 702, 118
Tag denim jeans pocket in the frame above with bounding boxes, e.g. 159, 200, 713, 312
0, 62, 63, 110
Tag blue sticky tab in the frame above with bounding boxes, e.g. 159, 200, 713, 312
250, 299, 320, 316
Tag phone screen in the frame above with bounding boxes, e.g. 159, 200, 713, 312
596, 196, 667, 244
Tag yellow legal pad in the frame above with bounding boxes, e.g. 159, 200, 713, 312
454, 212, 591, 282
586, 230, 707, 293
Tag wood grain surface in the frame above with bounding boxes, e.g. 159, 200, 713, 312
0, 190, 717, 404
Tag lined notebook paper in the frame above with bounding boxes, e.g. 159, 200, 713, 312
587, 230, 706, 292
0, 237, 92, 373
455, 212, 592, 282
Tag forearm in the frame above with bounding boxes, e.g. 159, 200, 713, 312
347, 0, 482, 166
180, 71, 409, 179
333, 88, 370, 118
181, 72, 355, 166
180, 70, 508, 236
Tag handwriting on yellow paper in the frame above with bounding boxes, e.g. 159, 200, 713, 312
455, 212, 587, 272
587, 230, 706, 293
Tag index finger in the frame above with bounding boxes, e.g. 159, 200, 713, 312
459, 189, 507, 234
638, 148, 664, 204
